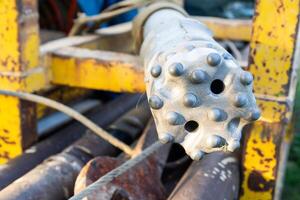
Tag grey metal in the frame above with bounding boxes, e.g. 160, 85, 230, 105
140, 5, 260, 160
168, 152, 239, 200
0, 95, 149, 200
0, 94, 140, 191
37, 99, 101, 137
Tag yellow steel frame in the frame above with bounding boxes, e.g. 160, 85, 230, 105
0, 1, 299, 199
240, 0, 300, 199
0, 0, 42, 163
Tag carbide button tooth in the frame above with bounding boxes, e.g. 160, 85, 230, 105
160, 133, 174, 144
227, 141, 240, 152
206, 135, 222, 148
208, 108, 227, 122
149, 95, 163, 110
207, 52, 222, 66
247, 108, 261, 121
169, 63, 184, 76
150, 65, 162, 77
234, 94, 248, 107
240, 72, 253, 85
183, 93, 199, 107
190, 69, 207, 84
167, 112, 185, 125
191, 151, 204, 161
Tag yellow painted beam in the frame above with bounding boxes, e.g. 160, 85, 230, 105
49, 47, 145, 93
196, 17, 252, 41
0, 0, 40, 164
242, 121, 283, 200
241, 0, 300, 199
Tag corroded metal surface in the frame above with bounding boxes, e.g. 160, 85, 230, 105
0, 94, 139, 190
140, 6, 259, 160
0, 0, 40, 164
0, 96, 149, 200
74, 122, 170, 200
74, 156, 166, 200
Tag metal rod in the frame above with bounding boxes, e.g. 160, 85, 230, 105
0, 97, 150, 200
0, 89, 135, 156
0, 94, 140, 191
37, 99, 101, 137
73, 121, 171, 200
167, 152, 239, 200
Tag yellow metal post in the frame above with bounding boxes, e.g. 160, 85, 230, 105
0, 0, 42, 163
241, 0, 300, 199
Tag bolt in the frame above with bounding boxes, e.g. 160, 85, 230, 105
234, 94, 248, 107
151, 65, 162, 77
160, 133, 174, 144
240, 72, 253, 85
167, 112, 185, 125
190, 69, 207, 83
207, 52, 222, 66
169, 63, 184, 76
149, 95, 163, 110
183, 93, 199, 107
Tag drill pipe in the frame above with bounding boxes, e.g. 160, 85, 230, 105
0, 98, 150, 200
168, 152, 239, 200
74, 121, 171, 200
0, 94, 140, 191
135, 2, 260, 160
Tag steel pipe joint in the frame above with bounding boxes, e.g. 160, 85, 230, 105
133, 2, 260, 160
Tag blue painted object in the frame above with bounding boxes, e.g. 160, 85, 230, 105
77, 0, 137, 25
77, 0, 104, 16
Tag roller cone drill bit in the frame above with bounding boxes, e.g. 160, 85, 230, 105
133, 2, 260, 160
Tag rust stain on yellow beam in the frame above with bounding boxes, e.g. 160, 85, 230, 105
256, 98, 288, 123
50, 47, 145, 93
196, 17, 252, 41
249, 0, 299, 97
241, 0, 300, 199
241, 122, 283, 200
0, 0, 39, 164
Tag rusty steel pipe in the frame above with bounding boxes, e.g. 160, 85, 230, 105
0, 98, 150, 200
74, 121, 171, 200
0, 94, 140, 191
133, 2, 260, 160
168, 152, 239, 200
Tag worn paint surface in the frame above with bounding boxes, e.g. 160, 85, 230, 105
241, 122, 283, 200
241, 0, 300, 199
256, 98, 288, 123
0, 0, 40, 164
197, 17, 252, 41
249, 0, 299, 97
50, 47, 145, 93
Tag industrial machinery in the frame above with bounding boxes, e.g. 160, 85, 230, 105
0, 0, 299, 200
